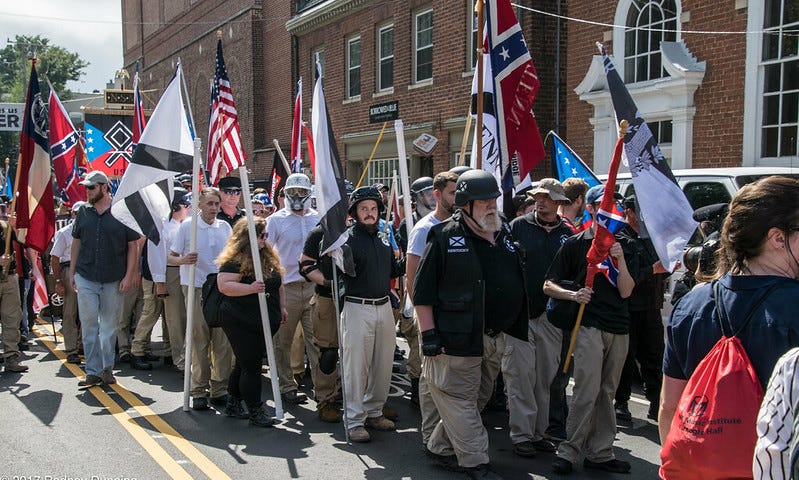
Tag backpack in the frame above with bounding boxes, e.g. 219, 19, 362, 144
201, 273, 224, 328
659, 282, 778, 480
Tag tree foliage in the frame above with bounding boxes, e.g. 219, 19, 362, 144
0, 35, 88, 162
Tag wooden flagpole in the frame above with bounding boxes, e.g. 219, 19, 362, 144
458, 111, 473, 167
355, 121, 388, 189
272, 139, 293, 175
475, 0, 485, 170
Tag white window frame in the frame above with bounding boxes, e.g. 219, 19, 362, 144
413, 7, 434, 84
377, 23, 394, 92
466, 0, 479, 71
613, 0, 682, 83
743, 0, 798, 165
346, 35, 361, 99
367, 157, 399, 187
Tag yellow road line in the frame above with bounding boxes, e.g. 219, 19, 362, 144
33, 318, 230, 480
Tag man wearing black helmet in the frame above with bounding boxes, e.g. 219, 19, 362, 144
414, 169, 528, 479
339, 186, 404, 443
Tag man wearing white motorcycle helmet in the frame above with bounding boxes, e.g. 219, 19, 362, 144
266, 173, 320, 405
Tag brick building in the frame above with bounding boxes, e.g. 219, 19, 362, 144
566, 0, 797, 173
121, 0, 563, 185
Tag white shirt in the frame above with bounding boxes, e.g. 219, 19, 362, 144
170, 215, 232, 287
407, 212, 443, 257
754, 347, 799, 479
266, 207, 319, 283
50, 222, 74, 263
148, 218, 183, 283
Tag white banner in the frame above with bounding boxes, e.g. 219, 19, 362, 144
0, 103, 24, 131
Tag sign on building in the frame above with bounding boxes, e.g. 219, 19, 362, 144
369, 101, 399, 123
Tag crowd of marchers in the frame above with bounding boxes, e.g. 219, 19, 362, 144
2, 166, 799, 480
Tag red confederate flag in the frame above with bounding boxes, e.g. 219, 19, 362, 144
48, 88, 87, 205
16, 61, 55, 253
485, 0, 545, 180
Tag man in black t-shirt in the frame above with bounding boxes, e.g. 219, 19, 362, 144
299, 223, 341, 423
543, 184, 638, 475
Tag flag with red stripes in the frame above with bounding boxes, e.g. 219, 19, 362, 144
48, 88, 87, 206
206, 38, 245, 187
30, 250, 48, 314
290, 78, 303, 173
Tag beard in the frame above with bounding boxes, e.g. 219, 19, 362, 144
359, 221, 378, 234
88, 189, 102, 205
474, 210, 502, 233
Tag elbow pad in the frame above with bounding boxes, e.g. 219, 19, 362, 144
299, 259, 318, 281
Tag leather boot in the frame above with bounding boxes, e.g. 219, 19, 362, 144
131, 355, 153, 371
225, 396, 249, 419
248, 403, 276, 428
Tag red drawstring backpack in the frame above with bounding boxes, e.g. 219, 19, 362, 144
660, 283, 778, 480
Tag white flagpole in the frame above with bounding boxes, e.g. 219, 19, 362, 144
182, 135, 202, 411
177, 59, 197, 137
238, 166, 284, 419
394, 120, 414, 233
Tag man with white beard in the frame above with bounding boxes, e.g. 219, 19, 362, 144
414, 169, 529, 480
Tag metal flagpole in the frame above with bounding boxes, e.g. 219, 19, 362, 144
332, 266, 349, 443
238, 166, 284, 419
177, 60, 197, 137
182, 135, 202, 411
475, 0, 485, 170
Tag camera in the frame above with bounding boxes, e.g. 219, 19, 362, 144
672, 203, 729, 305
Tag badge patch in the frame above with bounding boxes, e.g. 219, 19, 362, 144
449, 236, 465, 247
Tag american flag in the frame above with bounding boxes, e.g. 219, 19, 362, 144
206, 38, 245, 186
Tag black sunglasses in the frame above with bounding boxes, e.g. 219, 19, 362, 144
86, 185, 99, 191
222, 189, 241, 195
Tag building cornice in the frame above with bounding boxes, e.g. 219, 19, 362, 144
286, 0, 371, 35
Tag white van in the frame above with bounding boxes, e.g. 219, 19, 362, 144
601, 167, 799, 210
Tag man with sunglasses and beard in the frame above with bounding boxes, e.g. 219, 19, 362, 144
414, 169, 528, 479
217, 176, 245, 227
69, 171, 141, 387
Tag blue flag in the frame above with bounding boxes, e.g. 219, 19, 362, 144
599, 42, 696, 271
550, 131, 600, 188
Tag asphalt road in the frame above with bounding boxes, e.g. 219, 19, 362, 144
0, 317, 662, 480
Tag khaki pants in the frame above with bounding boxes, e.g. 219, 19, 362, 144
273, 281, 318, 394
503, 313, 563, 444
290, 324, 306, 375
184, 285, 233, 398
59, 268, 80, 354
426, 335, 503, 468
311, 293, 339, 406
557, 327, 628, 464
341, 299, 395, 430
397, 313, 421, 379
131, 278, 163, 356
0, 273, 21, 358
116, 284, 143, 355
162, 267, 186, 369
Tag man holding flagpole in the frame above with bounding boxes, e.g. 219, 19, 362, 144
543, 183, 638, 475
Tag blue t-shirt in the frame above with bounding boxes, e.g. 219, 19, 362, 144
663, 274, 799, 388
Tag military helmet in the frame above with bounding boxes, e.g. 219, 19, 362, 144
171, 187, 189, 211
454, 170, 500, 206
348, 186, 384, 216
448, 165, 473, 177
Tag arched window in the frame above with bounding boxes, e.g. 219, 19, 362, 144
624, 0, 678, 83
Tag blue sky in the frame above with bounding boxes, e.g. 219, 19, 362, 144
0, 1, 123, 93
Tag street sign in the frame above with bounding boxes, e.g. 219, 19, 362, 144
369, 100, 399, 123
0, 103, 24, 132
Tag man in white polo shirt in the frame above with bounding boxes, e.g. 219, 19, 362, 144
170, 187, 233, 411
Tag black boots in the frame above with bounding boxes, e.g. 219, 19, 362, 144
248, 403, 276, 428
225, 396, 249, 419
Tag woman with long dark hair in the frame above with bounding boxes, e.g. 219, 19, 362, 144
216, 217, 286, 427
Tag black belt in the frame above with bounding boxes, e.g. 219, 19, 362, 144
60, 261, 70, 268
345, 296, 389, 306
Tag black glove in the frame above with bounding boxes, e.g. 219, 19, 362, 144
421, 329, 443, 357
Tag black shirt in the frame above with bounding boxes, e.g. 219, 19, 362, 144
217, 208, 245, 228
218, 260, 282, 333
302, 224, 333, 298
619, 227, 668, 311
510, 213, 574, 317
545, 230, 640, 334
413, 218, 526, 334
341, 222, 401, 298
72, 205, 140, 283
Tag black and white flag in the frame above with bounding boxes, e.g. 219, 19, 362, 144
111, 65, 194, 244
311, 61, 349, 262
599, 43, 697, 271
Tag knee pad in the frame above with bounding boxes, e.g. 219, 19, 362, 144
319, 347, 338, 375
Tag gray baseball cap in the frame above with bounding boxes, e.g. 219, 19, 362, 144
528, 178, 570, 203
79, 171, 109, 187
